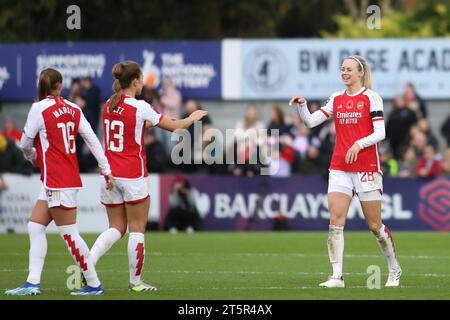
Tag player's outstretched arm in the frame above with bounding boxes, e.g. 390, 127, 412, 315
157, 110, 208, 132
289, 95, 329, 128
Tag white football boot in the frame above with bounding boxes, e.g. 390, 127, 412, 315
319, 276, 345, 288
385, 266, 402, 287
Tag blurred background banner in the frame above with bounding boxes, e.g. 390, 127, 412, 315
225, 38, 450, 100
3, 174, 447, 233
2, 38, 450, 101
0, 40, 221, 101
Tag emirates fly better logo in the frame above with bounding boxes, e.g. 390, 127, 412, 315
418, 178, 450, 231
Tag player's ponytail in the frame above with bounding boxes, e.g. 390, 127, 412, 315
108, 61, 142, 113
37, 68, 63, 101
349, 55, 372, 89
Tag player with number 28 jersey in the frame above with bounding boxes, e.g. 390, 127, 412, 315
289, 55, 401, 289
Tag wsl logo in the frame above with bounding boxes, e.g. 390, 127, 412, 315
418, 178, 450, 231
244, 47, 288, 92
0, 66, 10, 90
142, 50, 161, 88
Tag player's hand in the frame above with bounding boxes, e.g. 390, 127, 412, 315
345, 142, 361, 164
189, 110, 208, 122
289, 95, 306, 106
104, 174, 115, 190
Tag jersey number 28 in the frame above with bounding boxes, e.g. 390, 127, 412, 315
104, 119, 124, 152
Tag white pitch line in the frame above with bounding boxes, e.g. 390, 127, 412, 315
0, 286, 415, 291
1, 269, 450, 278
3, 252, 448, 260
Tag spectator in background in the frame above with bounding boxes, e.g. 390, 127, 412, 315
68, 78, 87, 111
182, 99, 215, 171
415, 144, 442, 178
182, 99, 212, 140
165, 176, 203, 233
409, 125, 428, 157
160, 77, 182, 120
386, 95, 417, 159
80, 76, 102, 134
440, 114, 450, 147
140, 85, 164, 114
144, 128, 169, 173
230, 105, 265, 176
298, 137, 323, 175
417, 118, 438, 149
379, 143, 398, 176
267, 105, 291, 136
318, 119, 336, 169
1, 118, 22, 145
398, 145, 417, 178
404, 82, 428, 119
68, 78, 81, 102
291, 112, 311, 160
0, 133, 33, 179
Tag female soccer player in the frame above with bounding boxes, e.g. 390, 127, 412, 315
89, 61, 207, 292
5, 68, 114, 296
289, 55, 402, 288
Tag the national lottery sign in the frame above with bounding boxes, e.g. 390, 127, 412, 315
0, 40, 221, 101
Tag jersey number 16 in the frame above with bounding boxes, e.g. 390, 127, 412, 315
57, 122, 76, 154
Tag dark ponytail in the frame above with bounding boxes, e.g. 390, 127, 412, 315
108, 61, 142, 112
37, 68, 63, 101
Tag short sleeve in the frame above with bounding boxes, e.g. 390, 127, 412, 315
23, 103, 43, 139
138, 101, 163, 127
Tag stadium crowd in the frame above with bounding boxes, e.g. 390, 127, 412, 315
1, 79, 449, 184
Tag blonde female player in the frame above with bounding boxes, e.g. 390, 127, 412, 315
5, 68, 114, 296
289, 55, 402, 288
89, 61, 207, 292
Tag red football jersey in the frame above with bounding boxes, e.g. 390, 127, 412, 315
23, 96, 84, 189
102, 94, 163, 180
319, 87, 384, 172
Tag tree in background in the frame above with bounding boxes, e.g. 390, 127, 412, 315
0, 0, 344, 41
0, 0, 449, 41
322, 0, 450, 37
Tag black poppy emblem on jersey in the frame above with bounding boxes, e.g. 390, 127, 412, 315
357, 101, 364, 110
244, 47, 288, 92
346, 100, 354, 109
418, 178, 450, 231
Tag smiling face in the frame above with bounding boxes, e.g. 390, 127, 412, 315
341, 58, 364, 88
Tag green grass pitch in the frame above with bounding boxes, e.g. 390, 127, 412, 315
1, 231, 449, 300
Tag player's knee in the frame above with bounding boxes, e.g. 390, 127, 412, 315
367, 222, 381, 234
328, 207, 346, 226
111, 224, 127, 237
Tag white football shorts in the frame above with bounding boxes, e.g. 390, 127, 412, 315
38, 185, 78, 209
100, 177, 150, 206
328, 169, 383, 201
